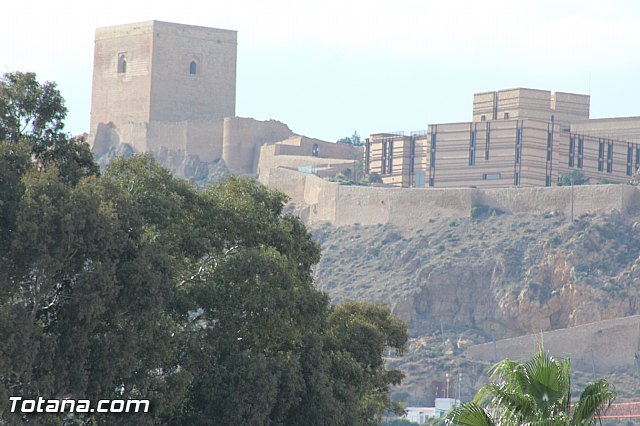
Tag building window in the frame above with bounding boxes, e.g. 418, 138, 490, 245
515, 128, 522, 164
117, 54, 127, 74
598, 139, 604, 172
311, 143, 319, 157
483, 172, 501, 180
469, 129, 476, 166
577, 136, 584, 168
485, 125, 491, 160
388, 140, 394, 174
546, 132, 552, 161
409, 137, 416, 186
429, 132, 437, 187
607, 141, 613, 173
503, 112, 510, 120
480, 115, 486, 122
364, 138, 370, 174
430, 134, 436, 169
381, 141, 387, 174
627, 144, 633, 176
514, 171, 520, 186
568, 135, 575, 167
189, 60, 197, 75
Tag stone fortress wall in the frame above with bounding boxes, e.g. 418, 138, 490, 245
264, 167, 640, 227
263, 168, 640, 373
466, 315, 640, 372
222, 117, 296, 174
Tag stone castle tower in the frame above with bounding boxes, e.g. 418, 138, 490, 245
87, 20, 357, 180
89, 21, 239, 164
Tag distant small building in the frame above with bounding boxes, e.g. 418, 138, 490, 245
364, 132, 428, 188
257, 136, 363, 184
405, 398, 460, 424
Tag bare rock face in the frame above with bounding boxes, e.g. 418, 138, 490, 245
313, 211, 640, 340
93, 143, 232, 184
150, 147, 211, 182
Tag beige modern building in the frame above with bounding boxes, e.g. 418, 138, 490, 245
365, 132, 428, 187
571, 116, 640, 142
472, 88, 590, 129
366, 88, 637, 188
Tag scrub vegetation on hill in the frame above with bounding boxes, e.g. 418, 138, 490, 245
312, 210, 640, 405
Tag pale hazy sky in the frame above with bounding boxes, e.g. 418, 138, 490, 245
3, 0, 640, 141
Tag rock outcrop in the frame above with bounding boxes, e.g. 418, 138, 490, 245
313, 211, 640, 340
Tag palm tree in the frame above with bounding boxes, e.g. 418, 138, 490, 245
446, 348, 616, 426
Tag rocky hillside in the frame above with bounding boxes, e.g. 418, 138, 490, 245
311, 210, 640, 405
313, 210, 640, 339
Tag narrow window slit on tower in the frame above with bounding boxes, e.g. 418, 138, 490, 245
118, 54, 127, 74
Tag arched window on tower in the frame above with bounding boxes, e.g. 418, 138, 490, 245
118, 54, 127, 74
189, 60, 197, 75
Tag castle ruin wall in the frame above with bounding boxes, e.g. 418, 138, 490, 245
266, 168, 640, 227
466, 316, 640, 372
222, 117, 294, 174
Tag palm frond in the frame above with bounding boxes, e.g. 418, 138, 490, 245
521, 350, 571, 416
445, 402, 496, 426
475, 383, 537, 421
570, 379, 617, 425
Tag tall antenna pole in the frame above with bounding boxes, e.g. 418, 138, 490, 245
446, 373, 450, 399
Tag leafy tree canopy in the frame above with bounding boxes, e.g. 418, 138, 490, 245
338, 131, 363, 146
0, 153, 408, 425
367, 172, 383, 184
558, 169, 589, 186
0, 71, 66, 144
0, 71, 98, 185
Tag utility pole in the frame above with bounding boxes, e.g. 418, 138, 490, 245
492, 333, 498, 362
446, 373, 450, 399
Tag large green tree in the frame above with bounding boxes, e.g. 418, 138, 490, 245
0, 71, 98, 185
0, 154, 407, 425
0, 71, 407, 425
446, 348, 616, 426
0, 71, 66, 144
